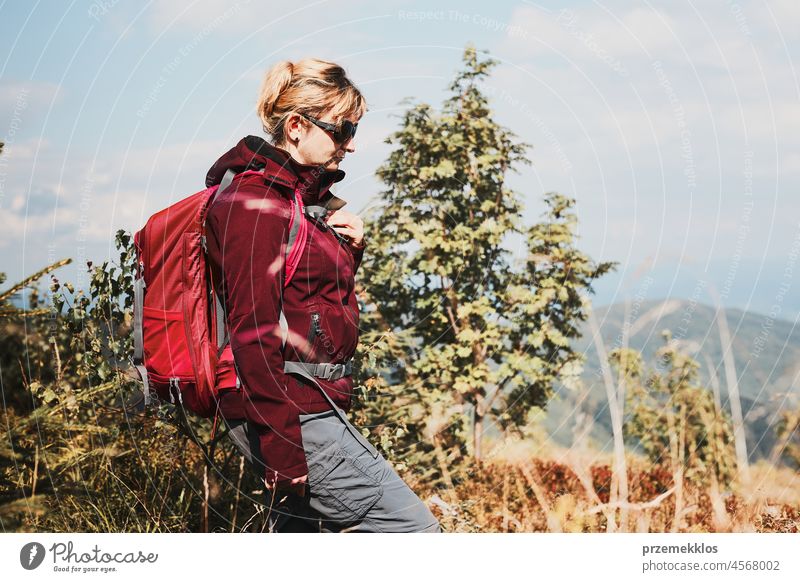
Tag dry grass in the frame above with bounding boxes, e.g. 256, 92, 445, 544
419, 451, 800, 533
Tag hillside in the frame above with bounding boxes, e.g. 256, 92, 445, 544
543, 299, 800, 461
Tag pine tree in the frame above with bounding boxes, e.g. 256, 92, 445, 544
356, 44, 616, 467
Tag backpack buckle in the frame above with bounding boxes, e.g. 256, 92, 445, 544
321, 361, 352, 380
320, 363, 336, 381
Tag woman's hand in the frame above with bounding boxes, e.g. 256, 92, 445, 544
326, 209, 365, 248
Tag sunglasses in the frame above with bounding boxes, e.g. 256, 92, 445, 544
301, 113, 358, 144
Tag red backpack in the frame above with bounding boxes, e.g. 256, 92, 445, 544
130, 169, 308, 419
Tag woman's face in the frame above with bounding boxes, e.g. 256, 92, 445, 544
284, 110, 359, 171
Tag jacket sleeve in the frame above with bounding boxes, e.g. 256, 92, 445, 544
206, 185, 308, 486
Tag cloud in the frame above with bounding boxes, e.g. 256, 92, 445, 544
486, 1, 799, 174
757, 0, 800, 40
500, 4, 675, 64
0, 81, 62, 138
0, 81, 61, 111
0, 137, 232, 283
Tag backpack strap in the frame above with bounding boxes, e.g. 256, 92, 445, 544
208, 169, 236, 355
218, 167, 236, 195
282, 359, 376, 458
207, 169, 306, 354
283, 360, 352, 381
131, 270, 151, 405
278, 188, 305, 348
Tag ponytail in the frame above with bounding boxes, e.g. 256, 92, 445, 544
256, 58, 366, 146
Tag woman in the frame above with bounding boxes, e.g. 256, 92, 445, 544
203, 58, 440, 533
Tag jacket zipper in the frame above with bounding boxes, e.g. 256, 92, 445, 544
307, 311, 321, 347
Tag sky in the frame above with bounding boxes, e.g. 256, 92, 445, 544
1, 0, 799, 321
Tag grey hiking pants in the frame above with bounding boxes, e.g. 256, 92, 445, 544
224, 407, 441, 533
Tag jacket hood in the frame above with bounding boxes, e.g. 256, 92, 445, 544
205, 135, 347, 209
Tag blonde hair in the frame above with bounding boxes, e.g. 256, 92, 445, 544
257, 58, 367, 146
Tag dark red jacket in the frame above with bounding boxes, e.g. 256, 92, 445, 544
204, 136, 364, 485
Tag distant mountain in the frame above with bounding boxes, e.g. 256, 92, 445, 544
543, 299, 800, 462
